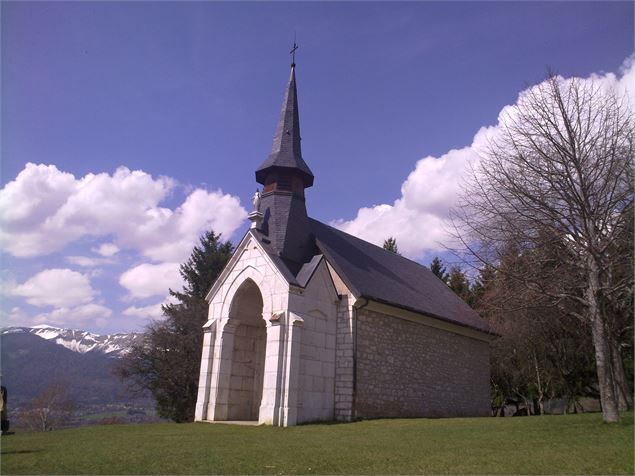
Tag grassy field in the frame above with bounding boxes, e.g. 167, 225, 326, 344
1, 412, 633, 475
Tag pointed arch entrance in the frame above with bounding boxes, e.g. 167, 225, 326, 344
225, 278, 266, 420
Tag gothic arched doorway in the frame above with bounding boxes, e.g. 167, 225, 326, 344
226, 279, 266, 421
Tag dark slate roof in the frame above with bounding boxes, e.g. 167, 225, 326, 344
309, 219, 492, 334
296, 254, 324, 287
255, 66, 314, 187
258, 190, 316, 267
250, 228, 301, 286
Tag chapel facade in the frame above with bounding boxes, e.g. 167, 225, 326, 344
194, 63, 494, 426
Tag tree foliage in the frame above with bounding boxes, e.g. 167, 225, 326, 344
429, 256, 449, 283
383, 237, 399, 254
430, 248, 632, 416
452, 73, 634, 422
447, 266, 472, 304
117, 231, 233, 422
475, 241, 600, 416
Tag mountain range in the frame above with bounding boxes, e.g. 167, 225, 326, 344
1, 325, 140, 357
0, 325, 148, 409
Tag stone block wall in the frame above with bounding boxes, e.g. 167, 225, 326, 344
297, 310, 336, 422
334, 295, 354, 421
355, 308, 490, 418
290, 261, 339, 423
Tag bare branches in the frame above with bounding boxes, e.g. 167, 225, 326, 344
453, 73, 633, 290
452, 71, 634, 423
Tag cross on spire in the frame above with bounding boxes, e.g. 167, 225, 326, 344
290, 40, 298, 67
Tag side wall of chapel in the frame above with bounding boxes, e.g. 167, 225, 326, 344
354, 307, 491, 418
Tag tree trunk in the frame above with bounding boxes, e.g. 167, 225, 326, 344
609, 336, 632, 411
587, 261, 620, 423
533, 351, 544, 415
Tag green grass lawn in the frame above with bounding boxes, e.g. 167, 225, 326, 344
1, 412, 633, 475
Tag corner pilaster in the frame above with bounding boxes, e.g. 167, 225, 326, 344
206, 319, 238, 421
195, 320, 217, 421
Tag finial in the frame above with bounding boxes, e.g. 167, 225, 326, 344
290, 33, 298, 67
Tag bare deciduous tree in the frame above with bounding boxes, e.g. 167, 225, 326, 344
19, 382, 76, 431
452, 73, 634, 423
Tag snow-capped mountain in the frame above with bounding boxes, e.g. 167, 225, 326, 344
1, 325, 141, 357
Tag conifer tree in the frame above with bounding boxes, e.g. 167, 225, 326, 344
117, 231, 233, 422
429, 256, 449, 283
447, 265, 472, 304
383, 237, 399, 254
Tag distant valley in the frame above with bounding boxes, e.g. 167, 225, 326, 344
0, 325, 159, 427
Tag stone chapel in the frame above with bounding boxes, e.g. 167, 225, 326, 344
194, 62, 494, 426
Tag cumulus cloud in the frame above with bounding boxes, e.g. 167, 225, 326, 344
2, 304, 113, 328
11, 268, 96, 308
5, 269, 114, 328
119, 262, 183, 299
0, 164, 247, 260
139, 188, 248, 262
32, 303, 113, 327
66, 255, 115, 267
334, 146, 479, 258
335, 58, 635, 260
122, 292, 179, 320
122, 302, 164, 319
93, 243, 119, 257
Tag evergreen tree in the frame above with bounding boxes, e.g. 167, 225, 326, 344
383, 237, 399, 254
447, 265, 472, 303
429, 256, 449, 283
471, 264, 496, 309
117, 231, 233, 422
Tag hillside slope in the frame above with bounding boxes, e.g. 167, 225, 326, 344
0, 331, 145, 408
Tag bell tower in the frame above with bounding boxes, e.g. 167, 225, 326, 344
254, 63, 315, 269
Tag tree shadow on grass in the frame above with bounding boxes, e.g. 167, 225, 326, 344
1, 449, 43, 455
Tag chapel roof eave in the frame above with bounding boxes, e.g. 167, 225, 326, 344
255, 163, 314, 188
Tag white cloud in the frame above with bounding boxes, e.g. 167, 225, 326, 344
335, 58, 635, 260
66, 255, 115, 267
93, 243, 119, 257
334, 146, 478, 259
1, 307, 33, 327
33, 303, 113, 326
11, 268, 96, 308
0, 164, 247, 260
5, 269, 113, 329
122, 302, 165, 319
119, 262, 183, 299
139, 188, 247, 262
122, 293, 178, 320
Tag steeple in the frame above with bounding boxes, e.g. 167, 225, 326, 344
255, 65, 314, 188
254, 63, 315, 269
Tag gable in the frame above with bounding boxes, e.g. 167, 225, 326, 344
205, 231, 289, 304
299, 257, 339, 304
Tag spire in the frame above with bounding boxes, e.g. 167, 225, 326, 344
255, 65, 314, 188
253, 59, 316, 269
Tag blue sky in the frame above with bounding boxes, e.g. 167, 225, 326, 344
1, 1, 633, 333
